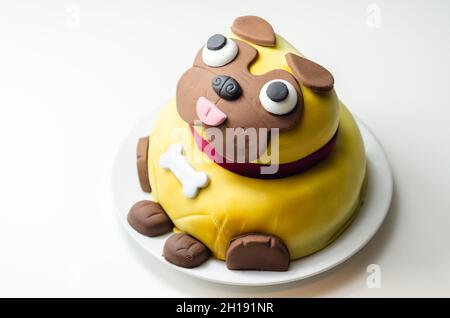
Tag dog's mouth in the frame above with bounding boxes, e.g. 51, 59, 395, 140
196, 97, 227, 126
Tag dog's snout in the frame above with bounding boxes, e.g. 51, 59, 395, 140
212, 75, 242, 101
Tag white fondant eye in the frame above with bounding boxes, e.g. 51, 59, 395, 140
202, 34, 238, 67
259, 79, 298, 115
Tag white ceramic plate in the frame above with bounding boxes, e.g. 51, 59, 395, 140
112, 108, 393, 286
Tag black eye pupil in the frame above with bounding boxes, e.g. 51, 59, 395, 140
207, 34, 227, 51
266, 82, 289, 102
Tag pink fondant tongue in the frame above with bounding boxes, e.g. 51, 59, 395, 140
196, 97, 227, 126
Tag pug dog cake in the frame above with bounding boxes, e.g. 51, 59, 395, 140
128, 16, 367, 271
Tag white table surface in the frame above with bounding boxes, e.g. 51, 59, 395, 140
1, 0, 449, 297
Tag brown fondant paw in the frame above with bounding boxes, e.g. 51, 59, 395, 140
127, 200, 172, 237
226, 234, 290, 271
163, 233, 211, 268
137, 136, 151, 193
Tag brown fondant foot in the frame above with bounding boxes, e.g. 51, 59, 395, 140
226, 234, 290, 271
137, 136, 151, 193
127, 200, 173, 237
163, 233, 211, 268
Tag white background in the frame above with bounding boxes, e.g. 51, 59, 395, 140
0, 0, 449, 297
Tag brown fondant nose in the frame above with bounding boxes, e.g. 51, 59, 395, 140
212, 75, 242, 101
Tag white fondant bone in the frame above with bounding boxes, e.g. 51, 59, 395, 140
159, 144, 209, 198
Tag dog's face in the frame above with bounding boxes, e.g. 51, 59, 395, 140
176, 16, 334, 163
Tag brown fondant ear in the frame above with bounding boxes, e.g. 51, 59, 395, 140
231, 16, 275, 47
285, 53, 334, 93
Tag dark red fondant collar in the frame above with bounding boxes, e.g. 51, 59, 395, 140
190, 127, 338, 179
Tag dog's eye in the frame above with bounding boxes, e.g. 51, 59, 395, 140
202, 34, 238, 67
259, 80, 298, 115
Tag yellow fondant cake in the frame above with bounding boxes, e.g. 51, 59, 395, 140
128, 16, 367, 271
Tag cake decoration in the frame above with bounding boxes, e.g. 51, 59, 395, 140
206, 34, 227, 51
159, 144, 209, 198
266, 81, 289, 102
259, 79, 298, 115
202, 36, 238, 67
163, 233, 211, 268
226, 234, 290, 271
285, 53, 334, 92
136, 137, 151, 192
196, 96, 228, 126
128, 200, 173, 237
231, 15, 276, 47
211, 75, 242, 101
191, 126, 338, 179
177, 38, 304, 163
128, 16, 367, 272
